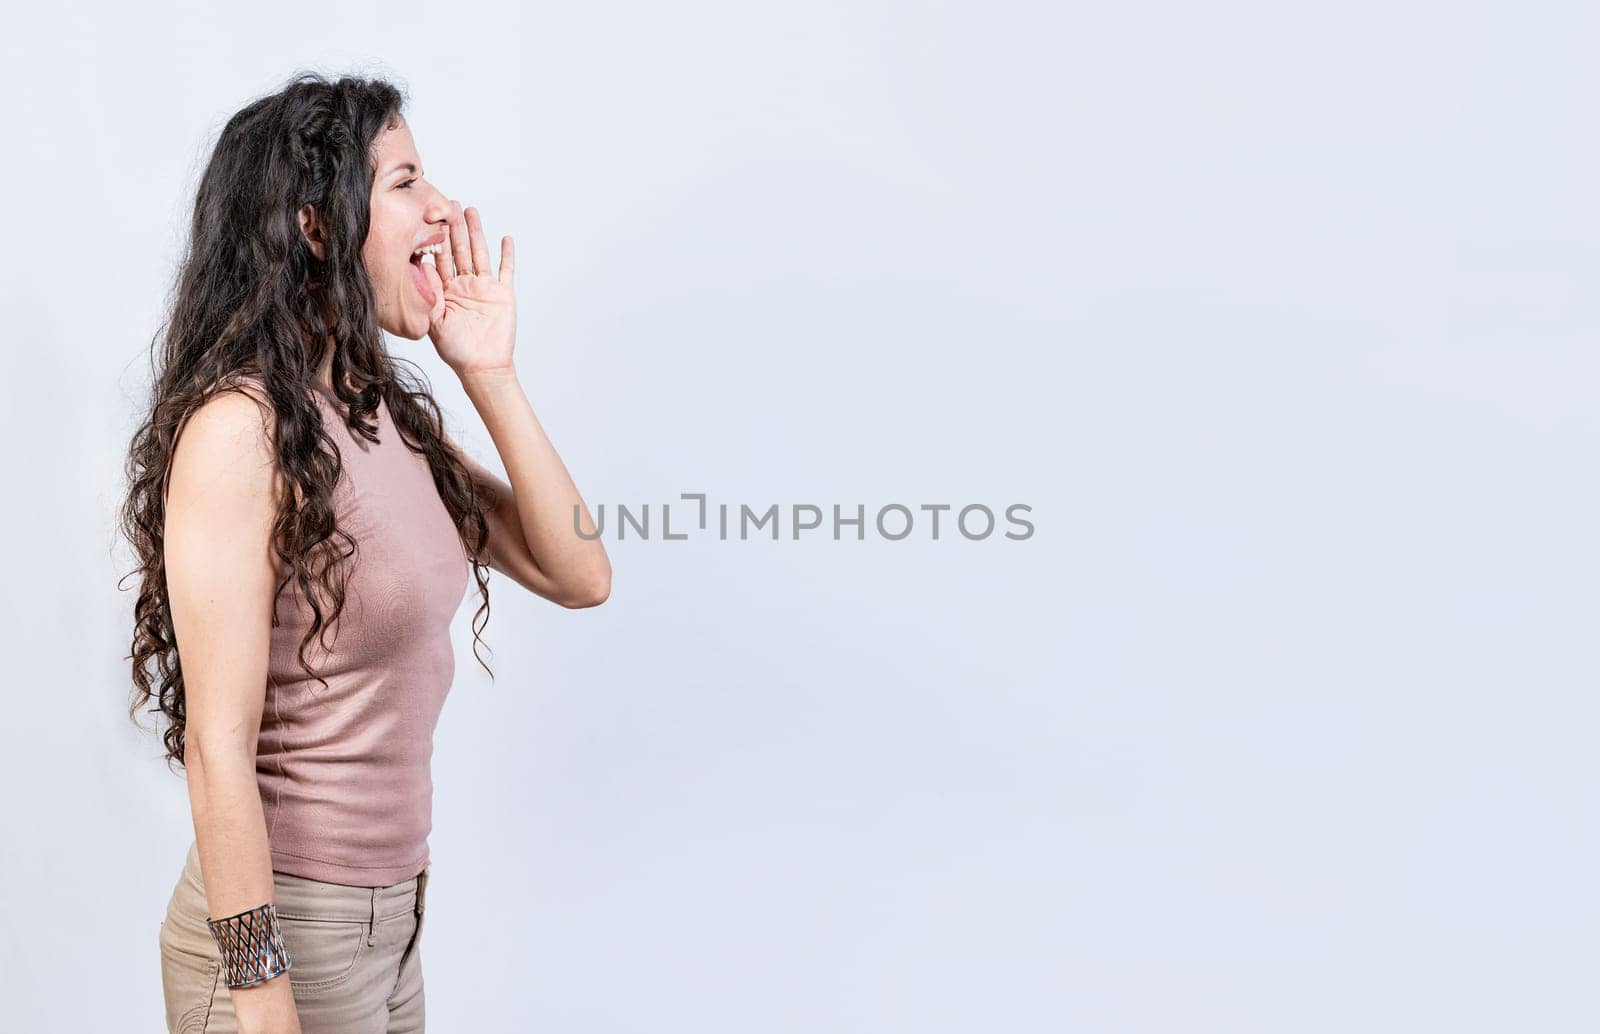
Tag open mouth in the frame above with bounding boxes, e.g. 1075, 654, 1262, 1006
408, 243, 442, 307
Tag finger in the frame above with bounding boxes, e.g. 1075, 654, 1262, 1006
498, 235, 514, 285
423, 256, 446, 320
447, 200, 472, 275
439, 224, 458, 279
465, 207, 491, 278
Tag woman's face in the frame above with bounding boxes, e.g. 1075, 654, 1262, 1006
360, 117, 453, 339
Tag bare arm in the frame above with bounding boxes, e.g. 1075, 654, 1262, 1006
164, 389, 301, 1031
453, 368, 611, 609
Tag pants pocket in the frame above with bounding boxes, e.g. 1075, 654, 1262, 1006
159, 917, 221, 1033
279, 916, 369, 996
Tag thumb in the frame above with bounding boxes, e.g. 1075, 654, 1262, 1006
424, 258, 446, 324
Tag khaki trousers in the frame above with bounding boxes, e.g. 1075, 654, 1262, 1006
158, 841, 429, 1033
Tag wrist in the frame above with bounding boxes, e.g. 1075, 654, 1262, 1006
456, 365, 519, 393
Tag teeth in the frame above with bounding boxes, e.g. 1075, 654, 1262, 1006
419, 251, 436, 266
411, 242, 444, 258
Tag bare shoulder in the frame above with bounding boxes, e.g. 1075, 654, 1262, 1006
165, 380, 282, 512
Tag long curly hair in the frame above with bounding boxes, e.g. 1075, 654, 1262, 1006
119, 72, 494, 771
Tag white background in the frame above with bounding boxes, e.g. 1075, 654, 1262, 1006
2, 1, 1596, 1030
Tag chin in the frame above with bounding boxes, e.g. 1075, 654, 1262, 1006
378, 303, 430, 341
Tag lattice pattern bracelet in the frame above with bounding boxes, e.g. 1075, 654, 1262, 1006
206, 901, 295, 989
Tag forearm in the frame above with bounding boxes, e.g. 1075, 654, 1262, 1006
460, 367, 610, 593
185, 739, 278, 922
185, 740, 301, 1029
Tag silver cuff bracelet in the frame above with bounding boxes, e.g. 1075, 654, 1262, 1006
206, 901, 294, 989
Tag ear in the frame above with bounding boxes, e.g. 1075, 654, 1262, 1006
298, 203, 327, 261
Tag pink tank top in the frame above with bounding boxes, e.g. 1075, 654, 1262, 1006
168, 374, 471, 886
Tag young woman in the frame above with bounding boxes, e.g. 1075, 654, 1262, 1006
119, 73, 611, 1033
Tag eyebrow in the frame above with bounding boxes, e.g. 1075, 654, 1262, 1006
387, 162, 422, 178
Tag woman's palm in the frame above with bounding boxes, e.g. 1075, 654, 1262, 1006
426, 205, 516, 376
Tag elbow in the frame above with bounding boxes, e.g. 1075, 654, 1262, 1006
185, 729, 258, 772
560, 572, 611, 609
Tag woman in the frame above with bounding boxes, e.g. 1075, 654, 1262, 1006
119, 73, 611, 1033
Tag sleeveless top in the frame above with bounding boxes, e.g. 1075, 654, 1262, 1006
165, 373, 471, 886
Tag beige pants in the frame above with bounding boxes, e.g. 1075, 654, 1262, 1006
158, 840, 429, 1033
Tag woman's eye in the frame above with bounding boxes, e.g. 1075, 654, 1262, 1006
398, 178, 417, 190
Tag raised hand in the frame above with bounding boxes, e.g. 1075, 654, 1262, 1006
425, 200, 516, 377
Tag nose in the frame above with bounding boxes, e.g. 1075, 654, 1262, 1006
422, 182, 452, 226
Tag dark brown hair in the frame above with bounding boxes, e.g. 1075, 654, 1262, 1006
118, 72, 494, 771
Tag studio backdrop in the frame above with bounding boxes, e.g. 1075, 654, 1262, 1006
1, 1, 1594, 1031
